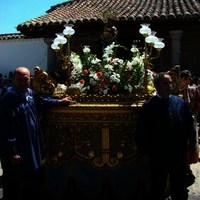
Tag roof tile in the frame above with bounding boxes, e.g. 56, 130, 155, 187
16, 0, 200, 31
0, 33, 25, 41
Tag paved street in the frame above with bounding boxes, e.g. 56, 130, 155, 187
188, 162, 200, 200
0, 161, 199, 199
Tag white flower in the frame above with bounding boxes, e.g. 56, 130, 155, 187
102, 89, 108, 94
126, 61, 133, 71
113, 58, 124, 66
54, 83, 67, 94
110, 74, 120, 83
131, 57, 140, 65
91, 58, 101, 64
90, 77, 97, 85
104, 64, 114, 71
124, 84, 133, 93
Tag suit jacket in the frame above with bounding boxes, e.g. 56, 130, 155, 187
135, 95, 196, 167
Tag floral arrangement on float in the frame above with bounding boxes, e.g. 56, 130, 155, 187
49, 23, 165, 102
70, 43, 149, 96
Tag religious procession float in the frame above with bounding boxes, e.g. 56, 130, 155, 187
32, 23, 166, 200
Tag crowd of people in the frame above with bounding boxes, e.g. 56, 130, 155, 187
179, 70, 200, 185
0, 66, 200, 200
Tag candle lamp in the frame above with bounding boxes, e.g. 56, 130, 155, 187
139, 24, 165, 94
51, 24, 75, 87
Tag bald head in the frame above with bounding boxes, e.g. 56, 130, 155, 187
14, 67, 31, 92
15, 67, 30, 76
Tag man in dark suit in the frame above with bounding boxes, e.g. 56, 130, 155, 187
135, 72, 197, 200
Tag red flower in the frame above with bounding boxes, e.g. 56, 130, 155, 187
112, 85, 118, 91
126, 73, 131, 79
93, 86, 99, 93
82, 69, 88, 75
97, 71, 103, 78
100, 79, 107, 88
79, 79, 85, 85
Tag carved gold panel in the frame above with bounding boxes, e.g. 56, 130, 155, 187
42, 102, 142, 168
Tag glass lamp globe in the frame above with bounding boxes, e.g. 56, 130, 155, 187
63, 25, 75, 36
154, 41, 165, 50
145, 35, 159, 45
54, 34, 67, 45
83, 46, 91, 53
139, 24, 151, 37
51, 43, 60, 50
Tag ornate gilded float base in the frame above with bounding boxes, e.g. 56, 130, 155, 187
42, 102, 142, 168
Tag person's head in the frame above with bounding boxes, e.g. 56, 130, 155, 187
191, 76, 200, 86
153, 72, 172, 98
180, 70, 192, 88
14, 67, 31, 92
